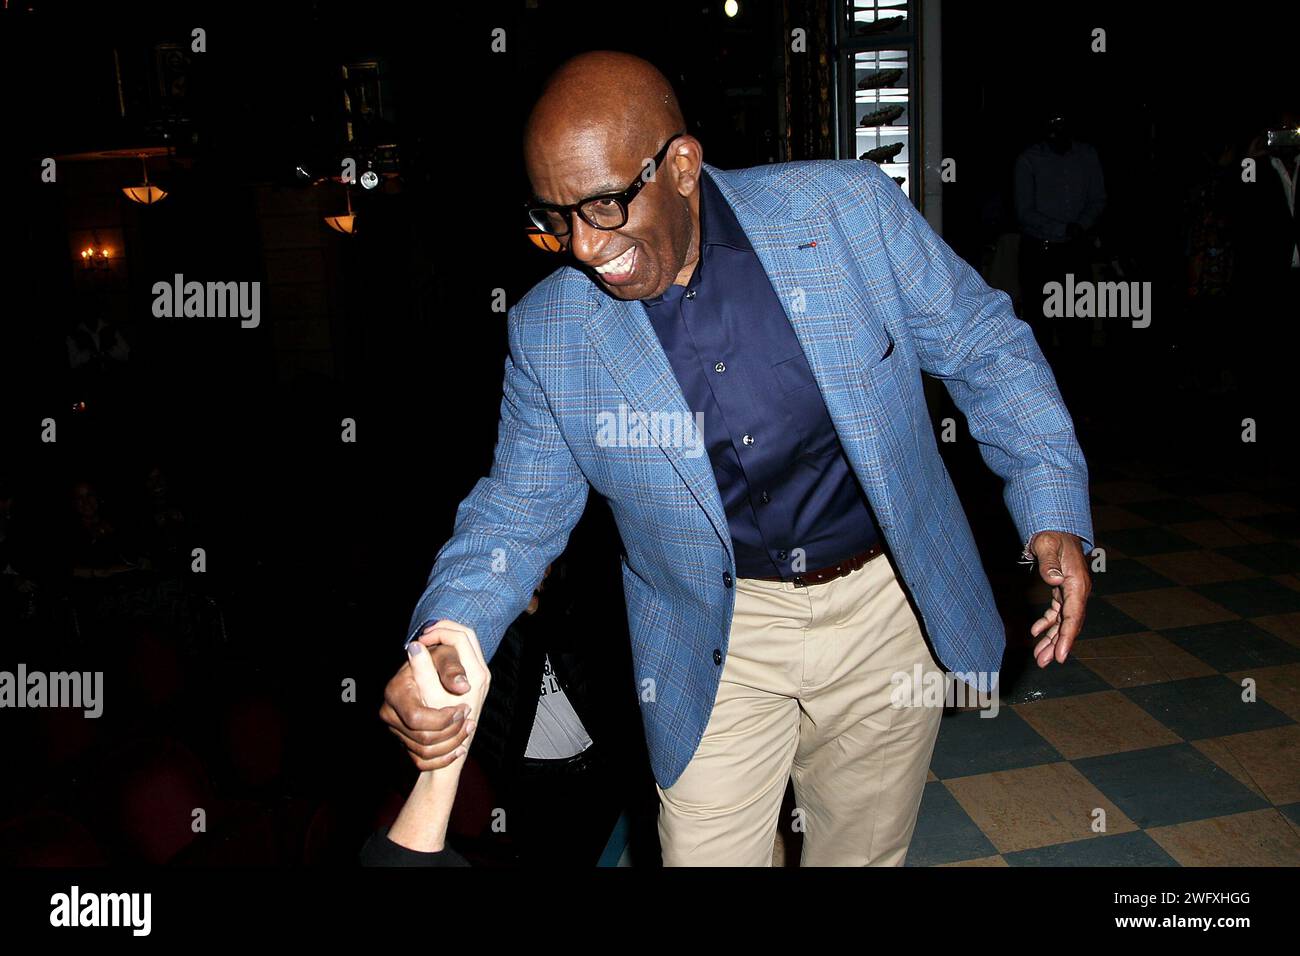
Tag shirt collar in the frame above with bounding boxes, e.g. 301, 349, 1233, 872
642, 168, 750, 307
698, 167, 752, 253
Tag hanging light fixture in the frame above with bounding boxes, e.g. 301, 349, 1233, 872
122, 154, 168, 204
324, 187, 356, 234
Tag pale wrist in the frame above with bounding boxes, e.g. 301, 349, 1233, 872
387, 767, 461, 853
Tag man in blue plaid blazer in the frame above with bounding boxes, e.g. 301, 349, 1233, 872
382, 52, 1094, 865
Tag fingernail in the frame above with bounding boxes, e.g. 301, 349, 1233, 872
406, 641, 422, 657
454, 676, 469, 687
451, 710, 464, 722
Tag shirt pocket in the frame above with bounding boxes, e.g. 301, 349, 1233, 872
771, 351, 818, 394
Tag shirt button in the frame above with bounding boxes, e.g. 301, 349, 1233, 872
685, 289, 697, 299
713, 648, 723, 666
776, 549, 787, 560
722, 571, 733, 588
759, 491, 770, 504
742, 434, 754, 446
714, 361, 726, 373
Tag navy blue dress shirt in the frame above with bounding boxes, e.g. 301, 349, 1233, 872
641, 169, 882, 580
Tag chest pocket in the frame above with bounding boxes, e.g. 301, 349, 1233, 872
771, 351, 818, 394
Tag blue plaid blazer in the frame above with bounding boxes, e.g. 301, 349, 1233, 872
408, 159, 1093, 788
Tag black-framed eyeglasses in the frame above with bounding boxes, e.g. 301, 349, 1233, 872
525, 132, 685, 239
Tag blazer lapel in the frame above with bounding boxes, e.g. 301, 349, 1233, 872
723, 198, 897, 526
575, 163, 899, 548
579, 286, 732, 557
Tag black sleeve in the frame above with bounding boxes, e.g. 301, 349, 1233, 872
357, 827, 471, 867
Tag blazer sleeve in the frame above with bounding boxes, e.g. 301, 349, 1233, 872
404, 307, 590, 660
838, 161, 1093, 555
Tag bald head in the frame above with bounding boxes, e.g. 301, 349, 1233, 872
523, 51, 704, 300
525, 51, 685, 163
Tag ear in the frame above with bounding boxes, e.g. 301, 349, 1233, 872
668, 136, 703, 197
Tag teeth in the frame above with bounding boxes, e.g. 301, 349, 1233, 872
595, 246, 635, 274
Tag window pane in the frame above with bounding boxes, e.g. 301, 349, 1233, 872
852, 49, 911, 197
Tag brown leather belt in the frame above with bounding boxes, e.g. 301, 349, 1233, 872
750, 543, 885, 587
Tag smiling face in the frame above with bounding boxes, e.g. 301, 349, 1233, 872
526, 128, 701, 299
522, 52, 702, 301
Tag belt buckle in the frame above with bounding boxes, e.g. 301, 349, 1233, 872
797, 565, 836, 588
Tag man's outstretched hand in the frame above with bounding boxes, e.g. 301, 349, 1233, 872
1028, 531, 1092, 667
379, 620, 481, 771
384, 624, 490, 854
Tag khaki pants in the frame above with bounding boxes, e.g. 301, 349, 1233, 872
657, 554, 945, 866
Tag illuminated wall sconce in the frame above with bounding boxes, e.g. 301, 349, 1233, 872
324, 187, 356, 234
80, 243, 112, 271
122, 154, 168, 204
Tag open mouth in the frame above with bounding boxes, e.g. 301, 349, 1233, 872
593, 245, 637, 284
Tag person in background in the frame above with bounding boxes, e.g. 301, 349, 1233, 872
135, 462, 188, 574
1239, 111, 1300, 280
359, 623, 490, 866
66, 480, 150, 584
1014, 109, 1107, 391
464, 559, 625, 866
1183, 133, 1240, 393
1234, 111, 1300, 423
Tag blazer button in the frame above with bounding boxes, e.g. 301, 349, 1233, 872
713, 648, 723, 666
722, 571, 733, 588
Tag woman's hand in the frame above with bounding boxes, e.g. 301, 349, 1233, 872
406, 623, 491, 765
386, 624, 491, 853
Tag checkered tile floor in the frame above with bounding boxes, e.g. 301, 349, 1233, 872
907, 461, 1300, 867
